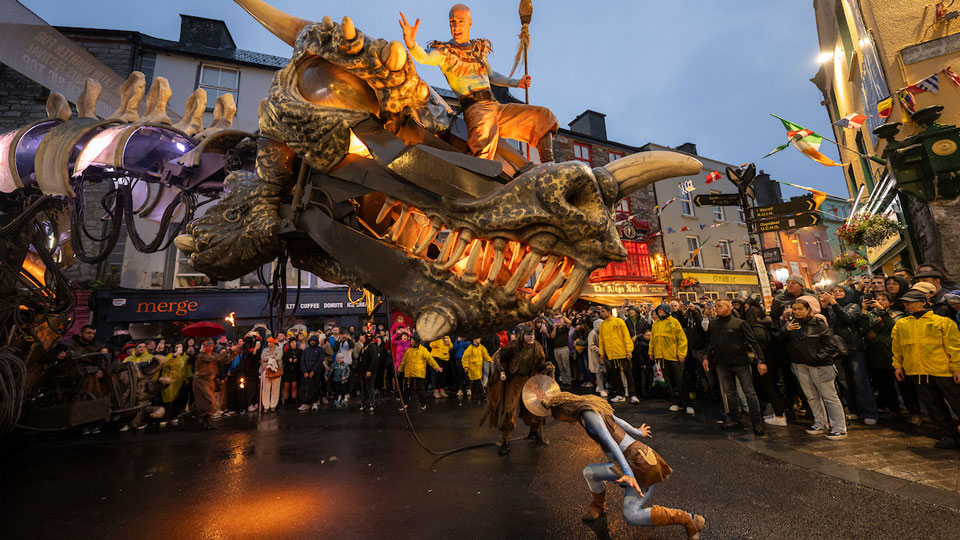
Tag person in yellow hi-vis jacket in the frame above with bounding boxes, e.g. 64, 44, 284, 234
597, 306, 635, 403
429, 336, 452, 399
649, 304, 691, 414
399, 336, 442, 411
461, 338, 492, 400
892, 289, 960, 450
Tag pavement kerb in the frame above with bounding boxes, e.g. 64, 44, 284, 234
730, 434, 960, 512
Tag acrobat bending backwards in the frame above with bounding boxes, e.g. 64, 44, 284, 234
524, 376, 706, 539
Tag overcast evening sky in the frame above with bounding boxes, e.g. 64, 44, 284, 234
23, 0, 843, 199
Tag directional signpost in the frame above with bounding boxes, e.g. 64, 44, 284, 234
746, 196, 817, 220
749, 211, 821, 233
694, 193, 741, 207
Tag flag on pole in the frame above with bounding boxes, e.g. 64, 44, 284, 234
778, 118, 843, 167
907, 73, 939, 94
877, 96, 894, 119
833, 113, 867, 130
704, 170, 721, 183
944, 66, 960, 87
776, 180, 829, 208
762, 143, 789, 159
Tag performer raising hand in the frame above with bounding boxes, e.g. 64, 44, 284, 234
399, 4, 558, 163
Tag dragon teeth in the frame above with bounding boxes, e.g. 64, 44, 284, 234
533, 255, 561, 292
553, 266, 589, 311
438, 230, 474, 271
504, 249, 543, 294
376, 197, 399, 224
413, 217, 442, 255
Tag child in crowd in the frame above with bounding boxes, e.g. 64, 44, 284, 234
328, 353, 351, 407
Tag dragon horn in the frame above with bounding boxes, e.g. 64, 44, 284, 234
233, 0, 311, 47
604, 151, 702, 198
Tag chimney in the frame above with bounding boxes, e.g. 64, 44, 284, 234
674, 142, 698, 155
752, 171, 783, 206
568, 110, 607, 140
179, 15, 236, 49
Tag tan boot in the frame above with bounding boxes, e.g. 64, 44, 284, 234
650, 505, 705, 539
582, 490, 606, 521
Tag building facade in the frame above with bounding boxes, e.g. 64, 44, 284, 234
812, 0, 960, 276
553, 111, 671, 306
643, 143, 762, 302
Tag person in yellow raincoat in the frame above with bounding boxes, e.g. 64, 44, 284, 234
158, 343, 189, 425
399, 336, 442, 411
892, 290, 960, 449
429, 336, 453, 398
597, 306, 635, 403
461, 338, 492, 400
648, 304, 691, 414
124, 342, 153, 364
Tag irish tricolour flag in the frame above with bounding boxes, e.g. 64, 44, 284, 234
780, 118, 842, 167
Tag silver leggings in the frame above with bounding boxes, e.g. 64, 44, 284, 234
582, 462, 657, 526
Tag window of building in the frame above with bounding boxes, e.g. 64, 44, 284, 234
704, 291, 720, 300
174, 251, 216, 288
774, 233, 782, 249
573, 143, 592, 166
608, 151, 624, 163
726, 291, 740, 300
680, 190, 694, 216
816, 237, 825, 258
592, 240, 654, 280
719, 240, 733, 270
794, 234, 804, 257
712, 191, 726, 221
615, 198, 631, 217
678, 291, 697, 303
686, 236, 703, 267
199, 65, 239, 111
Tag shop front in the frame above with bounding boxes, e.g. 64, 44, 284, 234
675, 270, 760, 302
578, 281, 669, 309
93, 288, 389, 342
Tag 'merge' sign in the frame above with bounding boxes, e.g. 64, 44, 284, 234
136, 301, 199, 316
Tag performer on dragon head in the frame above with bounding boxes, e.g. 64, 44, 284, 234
399, 4, 559, 162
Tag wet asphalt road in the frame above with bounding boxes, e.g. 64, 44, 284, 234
1, 395, 957, 540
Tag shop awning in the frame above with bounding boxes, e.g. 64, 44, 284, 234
578, 281, 668, 307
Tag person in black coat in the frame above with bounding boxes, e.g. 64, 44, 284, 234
820, 285, 879, 424
356, 333, 381, 412
744, 306, 789, 426
298, 336, 326, 410
703, 299, 767, 434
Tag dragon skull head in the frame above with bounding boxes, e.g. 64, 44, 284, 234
176, 2, 701, 341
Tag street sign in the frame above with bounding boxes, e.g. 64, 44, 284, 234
761, 247, 782, 264
753, 254, 774, 312
747, 196, 816, 220
694, 193, 740, 207
749, 211, 821, 233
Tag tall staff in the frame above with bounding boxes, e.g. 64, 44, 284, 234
511, 0, 533, 105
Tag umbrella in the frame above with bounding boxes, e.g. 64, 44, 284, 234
182, 321, 226, 338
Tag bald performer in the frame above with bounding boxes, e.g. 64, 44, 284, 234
399, 4, 558, 162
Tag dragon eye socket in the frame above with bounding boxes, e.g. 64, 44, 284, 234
296, 55, 380, 114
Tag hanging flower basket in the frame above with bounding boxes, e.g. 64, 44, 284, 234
836, 213, 902, 248
833, 252, 869, 273
679, 277, 699, 288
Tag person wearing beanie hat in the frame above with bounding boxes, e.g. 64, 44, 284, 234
892, 289, 960, 449
771, 275, 814, 320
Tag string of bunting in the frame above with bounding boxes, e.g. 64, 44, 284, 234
876, 65, 960, 123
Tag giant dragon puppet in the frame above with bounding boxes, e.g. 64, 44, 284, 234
0, 0, 700, 432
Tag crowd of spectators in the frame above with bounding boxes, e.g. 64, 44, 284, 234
58, 262, 959, 449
